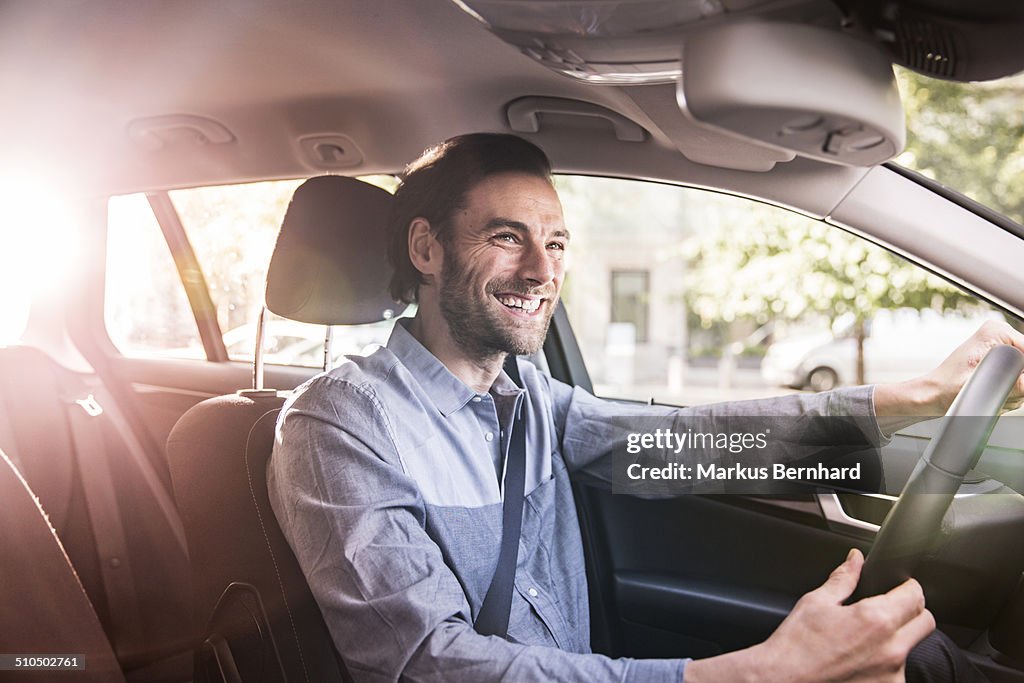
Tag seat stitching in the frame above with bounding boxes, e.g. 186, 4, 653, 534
245, 407, 312, 683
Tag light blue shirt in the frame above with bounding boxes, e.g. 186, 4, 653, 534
268, 319, 880, 682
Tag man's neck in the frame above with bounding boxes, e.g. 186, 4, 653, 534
406, 311, 504, 394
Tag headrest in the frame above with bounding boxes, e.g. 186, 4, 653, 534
265, 176, 407, 325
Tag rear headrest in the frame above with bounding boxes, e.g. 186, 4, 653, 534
265, 175, 406, 325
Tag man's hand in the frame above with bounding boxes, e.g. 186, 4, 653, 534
921, 320, 1024, 412
684, 549, 935, 683
874, 320, 1024, 433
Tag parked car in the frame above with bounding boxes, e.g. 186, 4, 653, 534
2, 1, 1024, 681
762, 309, 1007, 391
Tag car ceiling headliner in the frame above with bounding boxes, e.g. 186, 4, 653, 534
0, 0, 864, 214
8, 2, 1024, 325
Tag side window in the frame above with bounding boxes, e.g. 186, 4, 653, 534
170, 179, 300, 363
105, 194, 204, 358
106, 176, 405, 367
555, 175, 1004, 406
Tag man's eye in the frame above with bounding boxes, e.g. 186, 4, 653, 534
548, 241, 566, 251
495, 233, 518, 243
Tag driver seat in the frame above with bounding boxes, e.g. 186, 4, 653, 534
166, 175, 404, 682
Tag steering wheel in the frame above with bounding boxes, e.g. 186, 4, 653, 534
852, 344, 1024, 601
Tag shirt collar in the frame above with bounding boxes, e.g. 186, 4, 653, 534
387, 318, 521, 417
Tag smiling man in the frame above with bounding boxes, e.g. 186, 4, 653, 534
269, 133, 1012, 682
402, 170, 566, 391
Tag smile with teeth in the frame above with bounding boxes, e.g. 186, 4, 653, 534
497, 294, 543, 313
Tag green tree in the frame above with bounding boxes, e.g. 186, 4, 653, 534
897, 69, 1024, 224
683, 205, 979, 385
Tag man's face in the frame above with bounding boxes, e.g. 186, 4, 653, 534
437, 172, 568, 360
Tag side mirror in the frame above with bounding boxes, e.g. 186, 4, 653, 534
678, 21, 905, 167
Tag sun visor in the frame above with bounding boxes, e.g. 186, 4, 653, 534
677, 21, 906, 167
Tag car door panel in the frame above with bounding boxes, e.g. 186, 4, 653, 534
576, 488, 860, 658
615, 570, 794, 659
581, 484, 1024, 661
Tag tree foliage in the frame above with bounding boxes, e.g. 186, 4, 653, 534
682, 211, 975, 331
897, 69, 1024, 225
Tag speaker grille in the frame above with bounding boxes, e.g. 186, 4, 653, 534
895, 17, 958, 78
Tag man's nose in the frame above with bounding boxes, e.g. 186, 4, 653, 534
518, 238, 557, 285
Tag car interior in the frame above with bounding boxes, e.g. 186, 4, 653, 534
3, 0, 1024, 681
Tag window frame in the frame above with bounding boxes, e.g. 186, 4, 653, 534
145, 191, 228, 362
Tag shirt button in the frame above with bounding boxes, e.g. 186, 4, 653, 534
484, 432, 494, 442
472, 396, 482, 403
527, 588, 539, 598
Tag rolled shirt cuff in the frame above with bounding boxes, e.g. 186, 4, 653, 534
623, 656, 688, 683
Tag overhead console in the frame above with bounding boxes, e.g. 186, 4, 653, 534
677, 20, 904, 167
452, 0, 1024, 168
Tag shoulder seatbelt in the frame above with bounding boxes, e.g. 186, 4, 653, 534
474, 354, 527, 638
85, 383, 189, 556
61, 386, 147, 659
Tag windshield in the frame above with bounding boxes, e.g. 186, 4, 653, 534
896, 67, 1024, 225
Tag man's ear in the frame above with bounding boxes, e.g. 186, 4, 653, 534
408, 217, 443, 280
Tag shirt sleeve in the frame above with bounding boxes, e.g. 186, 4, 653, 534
546, 377, 886, 491
267, 375, 686, 683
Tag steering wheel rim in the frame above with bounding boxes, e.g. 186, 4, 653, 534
852, 344, 1024, 601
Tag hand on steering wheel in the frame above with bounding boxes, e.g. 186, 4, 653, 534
852, 344, 1024, 600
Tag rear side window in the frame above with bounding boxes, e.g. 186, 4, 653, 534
105, 194, 204, 358
105, 177, 405, 367
170, 179, 300, 354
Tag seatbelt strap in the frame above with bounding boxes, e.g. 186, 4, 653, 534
474, 354, 527, 638
87, 383, 189, 556
62, 388, 147, 658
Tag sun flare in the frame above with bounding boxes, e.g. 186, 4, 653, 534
0, 176, 84, 345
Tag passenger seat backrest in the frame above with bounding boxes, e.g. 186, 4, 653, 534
167, 176, 404, 683
0, 448, 125, 683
